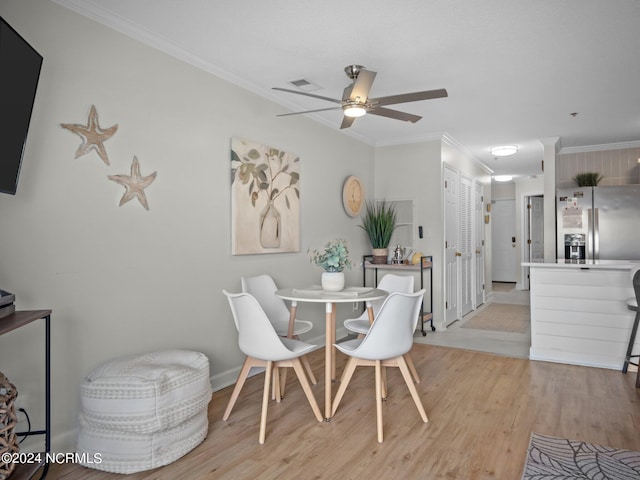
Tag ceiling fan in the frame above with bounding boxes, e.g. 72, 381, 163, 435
273, 65, 447, 129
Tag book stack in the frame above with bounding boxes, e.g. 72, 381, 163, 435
0, 290, 15, 319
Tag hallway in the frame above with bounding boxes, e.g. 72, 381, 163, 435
414, 282, 530, 358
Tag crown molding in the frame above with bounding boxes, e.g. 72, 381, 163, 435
53, 0, 380, 146
442, 134, 494, 175
559, 140, 640, 155
373, 132, 492, 174
52, 0, 299, 107
374, 131, 444, 147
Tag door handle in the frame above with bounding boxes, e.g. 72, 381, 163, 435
455, 252, 462, 257
475, 249, 481, 254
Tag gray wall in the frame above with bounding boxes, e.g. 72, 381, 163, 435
374, 138, 491, 329
0, 0, 375, 451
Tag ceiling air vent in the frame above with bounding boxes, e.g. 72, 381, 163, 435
289, 78, 320, 92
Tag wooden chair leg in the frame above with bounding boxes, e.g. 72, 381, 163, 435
331, 357, 358, 416
259, 361, 273, 444
301, 355, 317, 384
223, 356, 253, 421
272, 366, 281, 402
275, 332, 315, 399
397, 355, 428, 423
279, 368, 289, 398
292, 334, 317, 385
291, 359, 323, 422
405, 352, 421, 383
375, 360, 384, 443
281, 368, 288, 397
381, 365, 388, 399
279, 356, 315, 398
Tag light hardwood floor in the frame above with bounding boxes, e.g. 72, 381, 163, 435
49, 344, 640, 480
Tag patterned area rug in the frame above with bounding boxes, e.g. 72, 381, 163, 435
461, 303, 529, 334
521, 433, 640, 479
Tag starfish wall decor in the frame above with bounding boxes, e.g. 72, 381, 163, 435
61, 105, 118, 165
108, 156, 157, 210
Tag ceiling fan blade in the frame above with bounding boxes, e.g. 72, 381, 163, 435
342, 84, 354, 101
369, 88, 448, 107
368, 106, 422, 123
349, 69, 376, 102
272, 87, 342, 104
277, 107, 342, 117
340, 115, 356, 129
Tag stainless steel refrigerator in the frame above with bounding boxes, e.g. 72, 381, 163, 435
557, 185, 640, 260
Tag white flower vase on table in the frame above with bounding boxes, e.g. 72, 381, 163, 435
309, 239, 352, 292
321, 271, 345, 292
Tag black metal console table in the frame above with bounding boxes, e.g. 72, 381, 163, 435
362, 255, 434, 335
0, 310, 51, 480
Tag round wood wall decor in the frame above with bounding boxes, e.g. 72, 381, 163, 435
342, 175, 365, 217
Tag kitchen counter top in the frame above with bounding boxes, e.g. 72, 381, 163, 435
522, 259, 639, 269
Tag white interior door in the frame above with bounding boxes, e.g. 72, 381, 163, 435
444, 165, 459, 324
474, 182, 485, 307
492, 199, 517, 282
459, 175, 473, 316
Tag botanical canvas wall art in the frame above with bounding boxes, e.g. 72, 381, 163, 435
231, 138, 300, 255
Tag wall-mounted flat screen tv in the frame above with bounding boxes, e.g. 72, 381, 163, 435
0, 17, 43, 195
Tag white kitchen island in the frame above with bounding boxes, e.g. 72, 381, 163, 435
524, 260, 639, 370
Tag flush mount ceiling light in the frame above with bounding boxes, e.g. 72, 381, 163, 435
343, 102, 367, 118
494, 175, 513, 182
490, 145, 518, 157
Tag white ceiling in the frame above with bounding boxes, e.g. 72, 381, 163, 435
54, 0, 640, 179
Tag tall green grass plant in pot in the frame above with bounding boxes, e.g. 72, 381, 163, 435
359, 200, 397, 264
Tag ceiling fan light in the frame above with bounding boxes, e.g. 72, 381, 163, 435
491, 145, 518, 157
343, 105, 367, 118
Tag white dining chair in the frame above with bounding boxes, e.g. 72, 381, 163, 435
343, 273, 421, 383
241, 274, 317, 386
332, 290, 428, 443
222, 290, 323, 444
344, 273, 414, 334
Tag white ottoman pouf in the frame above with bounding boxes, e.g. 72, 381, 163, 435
77, 350, 212, 473
79, 350, 211, 434
77, 408, 208, 474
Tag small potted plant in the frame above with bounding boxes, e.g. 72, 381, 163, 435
573, 172, 604, 187
359, 200, 397, 264
309, 239, 352, 291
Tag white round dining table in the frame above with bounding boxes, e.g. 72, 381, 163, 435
275, 286, 388, 420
